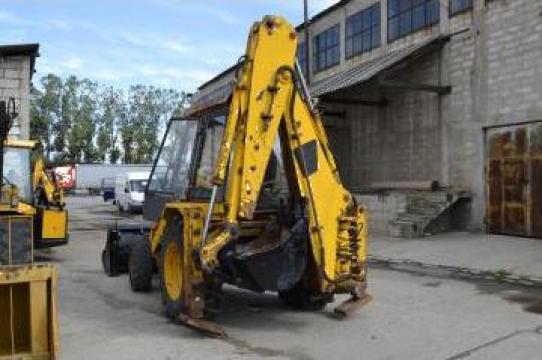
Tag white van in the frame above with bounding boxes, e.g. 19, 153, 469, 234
115, 172, 150, 213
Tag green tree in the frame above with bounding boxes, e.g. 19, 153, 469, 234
66, 78, 99, 163
120, 86, 182, 164
30, 73, 185, 165
56, 75, 78, 158
30, 74, 63, 156
96, 87, 121, 162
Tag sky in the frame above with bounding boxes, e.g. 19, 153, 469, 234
0, 0, 339, 92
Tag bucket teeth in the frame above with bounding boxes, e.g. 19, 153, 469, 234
178, 314, 228, 338
333, 294, 373, 319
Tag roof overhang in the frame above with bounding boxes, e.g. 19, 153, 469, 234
185, 35, 450, 116
311, 35, 450, 97
185, 66, 237, 117
0, 43, 40, 79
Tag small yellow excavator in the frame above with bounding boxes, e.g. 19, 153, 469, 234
1, 138, 68, 249
0, 98, 59, 359
103, 15, 370, 335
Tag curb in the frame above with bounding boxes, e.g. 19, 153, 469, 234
368, 255, 542, 288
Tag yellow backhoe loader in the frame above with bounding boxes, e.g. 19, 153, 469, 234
0, 98, 59, 359
1, 138, 68, 250
103, 15, 370, 335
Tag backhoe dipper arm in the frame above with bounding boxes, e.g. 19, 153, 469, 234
202, 16, 367, 294
33, 158, 64, 208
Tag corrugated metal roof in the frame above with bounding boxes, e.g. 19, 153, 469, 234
311, 35, 449, 97
186, 35, 449, 116
186, 68, 237, 117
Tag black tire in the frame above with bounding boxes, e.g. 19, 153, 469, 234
128, 235, 153, 292
102, 248, 113, 276
279, 280, 333, 311
159, 216, 184, 319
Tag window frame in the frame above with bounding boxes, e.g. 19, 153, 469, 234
449, 0, 473, 17
297, 42, 309, 77
312, 23, 341, 73
345, 3, 381, 60
387, 0, 440, 43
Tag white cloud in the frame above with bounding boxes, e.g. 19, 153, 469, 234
59, 55, 83, 71
208, 8, 241, 25
46, 19, 72, 31
314, 0, 341, 10
0, 10, 32, 27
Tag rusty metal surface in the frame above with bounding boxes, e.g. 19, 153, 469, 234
333, 294, 373, 319
178, 314, 227, 338
486, 124, 542, 237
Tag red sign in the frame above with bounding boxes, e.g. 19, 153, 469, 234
54, 166, 76, 190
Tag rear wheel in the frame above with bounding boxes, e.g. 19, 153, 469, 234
159, 216, 184, 319
128, 235, 153, 292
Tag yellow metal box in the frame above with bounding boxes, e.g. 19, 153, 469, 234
0, 264, 59, 360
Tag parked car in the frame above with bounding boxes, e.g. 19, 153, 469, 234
101, 177, 116, 202
114, 172, 150, 213
74, 164, 153, 194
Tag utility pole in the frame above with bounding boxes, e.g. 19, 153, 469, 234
304, 0, 311, 85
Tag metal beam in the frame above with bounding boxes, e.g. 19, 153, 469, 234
323, 98, 388, 107
377, 79, 451, 95
321, 110, 346, 118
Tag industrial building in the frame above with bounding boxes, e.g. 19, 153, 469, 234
0, 43, 39, 139
190, 0, 542, 238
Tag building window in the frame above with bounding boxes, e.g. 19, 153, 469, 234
388, 0, 440, 42
450, 0, 472, 16
297, 42, 309, 77
346, 3, 381, 59
313, 24, 340, 73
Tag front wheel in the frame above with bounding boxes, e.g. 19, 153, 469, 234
159, 216, 184, 319
128, 235, 153, 292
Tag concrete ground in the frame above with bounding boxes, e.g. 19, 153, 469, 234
40, 196, 542, 360
370, 232, 542, 281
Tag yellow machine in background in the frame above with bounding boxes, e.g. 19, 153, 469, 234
0, 98, 60, 359
32, 156, 68, 248
2, 139, 68, 249
105, 16, 369, 335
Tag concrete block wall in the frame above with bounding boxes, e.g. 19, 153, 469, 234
355, 192, 407, 235
346, 50, 442, 188
195, 0, 542, 233
0, 55, 31, 139
482, 0, 542, 127
442, 0, 542, 230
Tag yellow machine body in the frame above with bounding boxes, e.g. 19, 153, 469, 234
128, 16, 368, 330
40, 210, 67, 240
0, 264, 59, 360
0, 100, 61, 358
0, 214, 59, 359
2, 139, 68, 248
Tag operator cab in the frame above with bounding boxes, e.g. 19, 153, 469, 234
145, 111, 287, 223
3, 140, 33, 205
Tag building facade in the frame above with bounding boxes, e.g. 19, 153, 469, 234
189, 0, 542, 237
0, 44, 39, 139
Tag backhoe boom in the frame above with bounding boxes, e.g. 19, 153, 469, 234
201, 16, 367, 295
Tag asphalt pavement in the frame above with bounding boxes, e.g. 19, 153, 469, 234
40, 196, 542, 360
